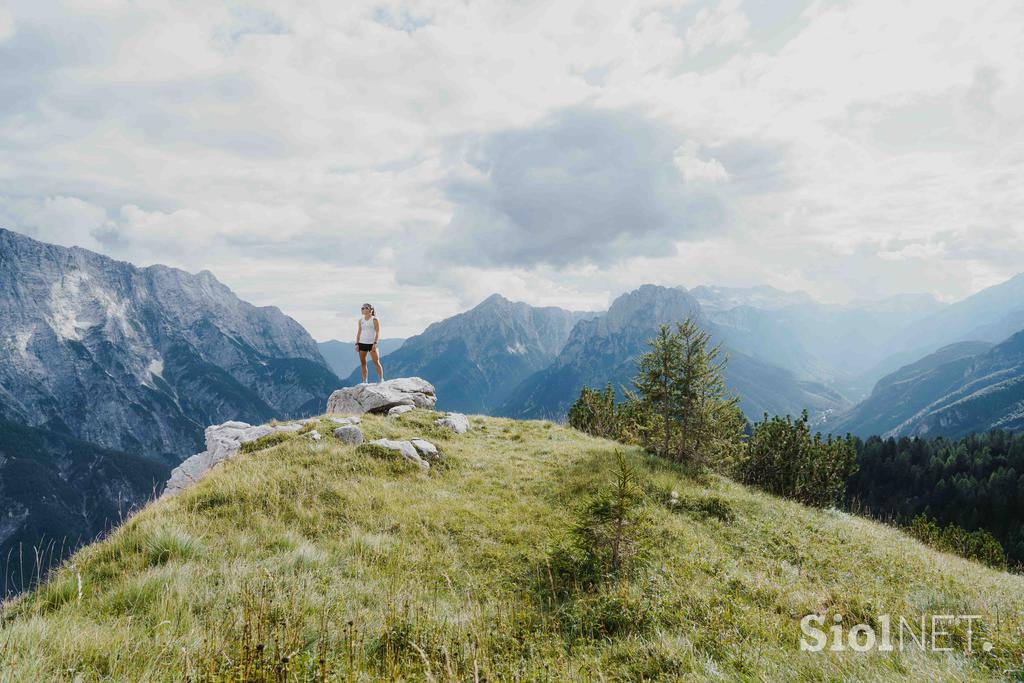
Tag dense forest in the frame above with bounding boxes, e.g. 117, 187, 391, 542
846, 431, 1024, 567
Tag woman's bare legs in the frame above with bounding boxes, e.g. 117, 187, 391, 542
369, 347, 384, 381
358, 350, 369, 382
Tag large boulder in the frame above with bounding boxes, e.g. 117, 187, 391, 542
326, 377, 436, 415
163, 421, 294, 497
366, 439, 430, 471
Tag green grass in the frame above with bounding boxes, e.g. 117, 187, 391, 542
1, 411, 1022, 681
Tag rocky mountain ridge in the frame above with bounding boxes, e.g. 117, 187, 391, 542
832, 331, 1024, 438
498, 284, 848, 420
0, 228, 339, 461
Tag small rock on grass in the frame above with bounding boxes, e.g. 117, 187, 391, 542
333, 425, 364, 445
435, 412, 469, 434
367, 439, 429, 471
410, 438, 439, 460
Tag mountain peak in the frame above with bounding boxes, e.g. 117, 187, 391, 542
475, 292, 514, 310
605, 284, 703, 325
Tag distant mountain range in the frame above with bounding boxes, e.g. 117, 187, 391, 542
345, 294, 592, 413
831, 333, 1024, 438
882, 273, 1024, 362
318, 338, 405, 378
497, 285, 847, 420
690, 287, 948, 400
331, 285, 848, 420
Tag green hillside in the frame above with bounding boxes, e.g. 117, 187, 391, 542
1, 412, 1022, 681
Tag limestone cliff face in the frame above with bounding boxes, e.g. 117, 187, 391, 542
0, 228, 339, 462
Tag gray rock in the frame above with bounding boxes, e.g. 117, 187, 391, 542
308, 429, 322, 441
326, 377, 436, 415
367, 439, 429, 471
333, 425, 364, 445
388, 404, 414, 417
410, 438, 439, 460
330, 416, 361, 426
163, 420, 291, 496
435, 412, 470, 434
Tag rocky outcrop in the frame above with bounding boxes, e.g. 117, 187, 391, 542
162, 381, 467, 495
366, 439, 430, 470
326, 378, 436, 415
162, 420, 300, 497
435, 412, 470, 434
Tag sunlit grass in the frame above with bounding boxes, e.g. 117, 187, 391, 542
1, 410, 1021, 681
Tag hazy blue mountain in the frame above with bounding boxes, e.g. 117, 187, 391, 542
0, 417, 169, 595
345, 294, 590, 413
691, 286, 947, 401
0, 228, 340, 461
498, 285, 848, 421
883, 273, 1024, 361
689, 285, 816, 312
832, 332, 1024, 438
318, 338, 404, 378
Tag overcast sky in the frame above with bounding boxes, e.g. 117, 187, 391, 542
1, 1, 1022, 339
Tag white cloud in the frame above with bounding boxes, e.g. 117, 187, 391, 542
2, 196, 111, 249
0, 0, 1022, 337
686, 0, 749, 55
673, 142, 730, 185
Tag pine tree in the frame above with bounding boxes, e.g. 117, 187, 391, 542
631, 319, 744, 465
632, 324, 684, 460
568, 383, 618, 439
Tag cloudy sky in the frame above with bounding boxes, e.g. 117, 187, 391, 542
1, 1, 1022, 339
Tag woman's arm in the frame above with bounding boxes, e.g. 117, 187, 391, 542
372, 318, 380, 346
355, 321, 361, 347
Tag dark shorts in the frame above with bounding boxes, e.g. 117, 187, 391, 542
357, 343, 375, 352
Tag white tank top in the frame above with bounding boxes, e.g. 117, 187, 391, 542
358, 316, 377, 342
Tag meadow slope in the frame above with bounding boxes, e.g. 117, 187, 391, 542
1, 412, 1022, 681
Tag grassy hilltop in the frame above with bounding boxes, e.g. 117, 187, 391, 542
1, 411, 1022, 681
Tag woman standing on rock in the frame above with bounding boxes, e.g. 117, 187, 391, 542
356, 303, 385, 383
